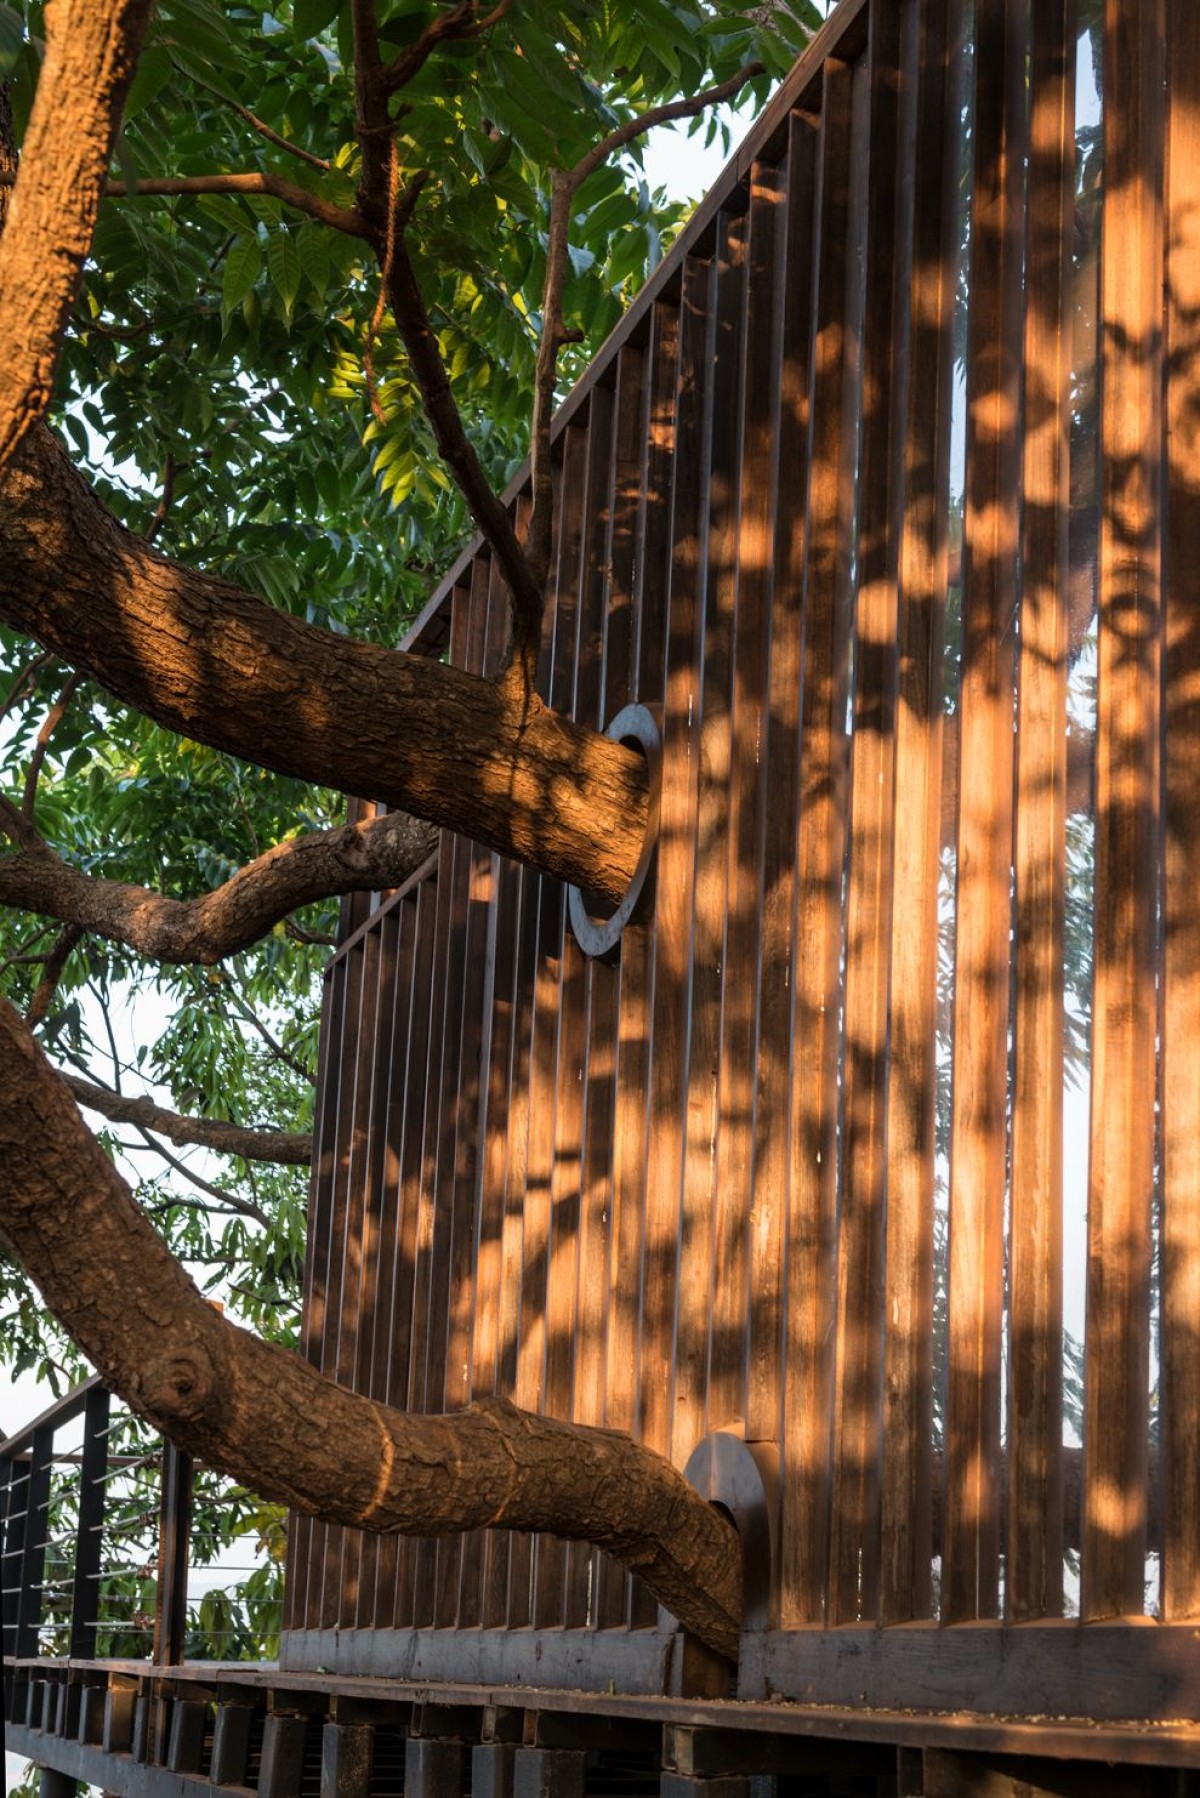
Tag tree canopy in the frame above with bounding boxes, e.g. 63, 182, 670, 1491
0, 0, 822, 1658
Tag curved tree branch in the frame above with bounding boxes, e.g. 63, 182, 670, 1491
0, 425, 648, 906
0, 996, 743, 1660
0, 169, 367, 237
0, 794, 438, 964
59, 1071, 311, 1167
0, 0, 154, 469
383, 0, 514, 96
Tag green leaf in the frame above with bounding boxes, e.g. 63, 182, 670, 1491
222, 235, 262, 321
124, 44, 175, 117
0, 4, 23, 78
267, 229, 303, 319
293, 0, 342, 37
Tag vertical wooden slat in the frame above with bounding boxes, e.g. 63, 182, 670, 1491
597, 309, 678, 1630
746, 113, 818, 1491
402, 579, 473, 1629
507, 423, 588, 1629
829, 0, 909, 1626
709, 166, 783, 1444
944, 0, 1028, 1625
673, 207, 745, 1469
384, 877, 439, 1627
879, 0, 958, 1627
316, 933, 375, 1628
1008, 0, 1074, 1625
1162, 0, 1200, 1625
432, 556, 502, 1628
633, 250, 714, 1626
284, 960, 340, 1632
456, 557, 521, 1629
538, 390, 615, 1630
347, 908, 404, 1626
362, 896, 418, 1627
779, 53, 862, 1630
417, 561, 491, 1627
564, 379, 624, 1629
1082, 0, 1164, 1622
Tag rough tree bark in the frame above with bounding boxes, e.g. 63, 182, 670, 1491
0, 792, 438, 965
0, 0, 154, 467
0, 426, 649, 905
0, 997, 743, 1659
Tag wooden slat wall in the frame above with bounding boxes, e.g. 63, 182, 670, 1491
286, 0, 1198, 1694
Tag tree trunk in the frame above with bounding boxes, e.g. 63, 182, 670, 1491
0, 997, 743, 1660
0, 425, 650, 906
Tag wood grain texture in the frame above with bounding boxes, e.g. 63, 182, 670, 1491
1007, 0, 1074, 1625
778, 53, 861, 1630
745, 113, 817, 1483
1082, 0, 1164, 1623
828, 0, 908, 1627
944, 0, 1028, 1625
1162, 0, 1200, 1625
880, 0, 957, 1627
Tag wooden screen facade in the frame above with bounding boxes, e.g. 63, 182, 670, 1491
282, 0, 1200, 1725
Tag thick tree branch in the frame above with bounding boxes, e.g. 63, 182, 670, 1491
0, 997, 743, 1659
0, 798, 437, 964
105, 171, 366, 238
0, 427, 649, 906
0, 167, 368, 237
57, 1070, 308, 1169
0, 0, 155, 469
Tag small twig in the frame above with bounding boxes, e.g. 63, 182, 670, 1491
1, 649, 53, 723
173, 59, 330, 171
145, 452, 177, 545
26, 923, 84, 1027
215, 972, 316, 1086
383, 0, 514, 95
21, 670, 82, 818
525, 61, 766, 589
133, 1125, 273, 1223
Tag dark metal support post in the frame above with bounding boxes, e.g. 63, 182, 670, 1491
15, 1427, 54, 1661
152, 1439, 193, 1665
69, 1385, 109, 1661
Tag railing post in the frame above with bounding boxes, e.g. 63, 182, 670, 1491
15, 1426, 54, 1662
152, 1438, 193, 1665
69, 1385, 110, 1661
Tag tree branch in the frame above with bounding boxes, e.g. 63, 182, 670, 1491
172, 60, 330, 172
0, 425, 648, 904
0, 797, 438, 964
26, 922, 82, 1027
101, 171, 367, 237
211, 972, 316, 1088
22, 669, 82, 817
0, 995, 743, 1659
382, 0, 515, 96
0, 0, 155, 469
59, 1069, 310, 1167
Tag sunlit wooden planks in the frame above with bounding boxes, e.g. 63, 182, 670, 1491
1082, 0, 1165, 1623
1007, 0, 1074, 1625
778, 53, 861, 1630
943, 0, 1028, 1625
672, 207, 745, 1471
745, 113, 817, 1493
828, 0, 909, 1626
597, 309, 678, 1631
1162, 0, 1200, 1626
880, 0, 957, 1627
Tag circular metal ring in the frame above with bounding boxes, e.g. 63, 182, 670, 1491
568, 702, 662, 963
